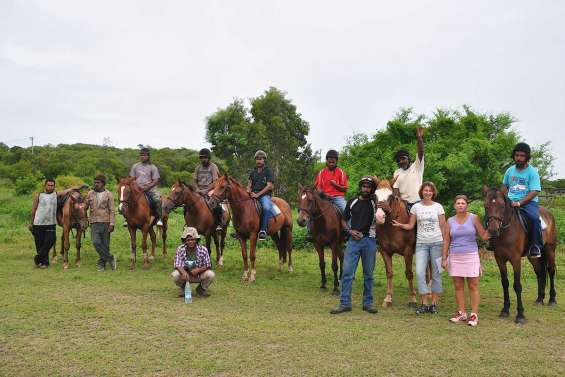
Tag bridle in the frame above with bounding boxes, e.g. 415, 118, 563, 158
298, 189, 326, 220
486, 195, 512, 238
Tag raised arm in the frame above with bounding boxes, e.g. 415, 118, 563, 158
416, 127, 424, 162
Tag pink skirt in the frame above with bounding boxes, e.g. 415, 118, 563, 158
448, 252, 480, 277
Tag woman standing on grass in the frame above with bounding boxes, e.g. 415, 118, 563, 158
393, 182, 447, 314
441, 195, 489, 327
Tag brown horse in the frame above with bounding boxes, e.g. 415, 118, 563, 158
117, 177, 160, 269
484, 186, 557, 324
52, 190, 88, 270
163, 178, 231, 266
297, 185, 344, 294
374, 178, 418, 307
211, 174, 293, 282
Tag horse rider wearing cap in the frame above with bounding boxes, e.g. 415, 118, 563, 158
84, 174, 117, 271
171, 226, 215, 298
247, 150, 275, 241
194, 148, 225, 231
129, 147, 163, 226
331, 176, 379, 315
391, 127, 425, 212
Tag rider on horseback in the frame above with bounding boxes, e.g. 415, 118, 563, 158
129, 147, 163, 226
247, 150, 274, 241
503, 142, 543, 258
194, 148, 224, 231
392, 127, 425, 211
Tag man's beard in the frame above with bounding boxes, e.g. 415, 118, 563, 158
360, 191, 371, 199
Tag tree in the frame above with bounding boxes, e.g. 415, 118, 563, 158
206, 88, 316, 202
340, 107, 554, 204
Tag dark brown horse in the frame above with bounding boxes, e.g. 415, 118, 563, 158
211, 174, 293, 282
117, 177, 159, 269
374, 179, 418, 307
52, 190, 88, 270
297, 185, 344, 294
484, 186, 557, 324
163, 178, 231, 266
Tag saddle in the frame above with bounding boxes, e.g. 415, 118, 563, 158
513, 208, 547, 255
253, 199, 282, 217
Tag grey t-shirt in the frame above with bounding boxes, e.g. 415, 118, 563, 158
130, 162, 160, 192
33, 192, 57, 225
194, 162, 220, 193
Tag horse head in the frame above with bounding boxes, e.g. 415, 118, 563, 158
117, 176, 136, 214
211, 174, 233, 201
297, 185, 318, 227
484, 185, 509, 238
165, 178, 186, 211
68, 190, 88, 230
374, 178, 394, 224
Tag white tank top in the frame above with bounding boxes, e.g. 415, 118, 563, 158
33, 192, 57, 225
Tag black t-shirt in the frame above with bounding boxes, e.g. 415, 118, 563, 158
344, 197, 375, 234
249, 167, 274, 196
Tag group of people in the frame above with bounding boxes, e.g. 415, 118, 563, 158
29, 130, 545, 325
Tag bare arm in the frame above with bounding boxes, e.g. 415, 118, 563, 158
515, 191, 539, 207
330, 180, 347, 193
416, 127, 424, 161
438, 214, 447, 244
247, 179, 252, 193
254, 182, 274, 197
473, 214, 489, 241
29, 194, 39, 229
442, 221, 451, 260
392, 213, 417, 230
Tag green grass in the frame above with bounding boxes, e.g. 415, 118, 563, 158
1, 185, 565, 376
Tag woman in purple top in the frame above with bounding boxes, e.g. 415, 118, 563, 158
442, 195, 489, 326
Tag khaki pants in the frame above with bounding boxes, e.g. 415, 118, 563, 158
171, 269, 215, 290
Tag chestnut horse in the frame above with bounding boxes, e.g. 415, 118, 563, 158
164, 179, 231, 266
52, 190, 88, 270
484, 186, 557, 324
211, 174, 293, 282
297, 185, 344, 294
374, 179, 418, 307
117, 177, 160, 269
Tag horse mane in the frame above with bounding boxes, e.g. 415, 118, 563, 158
377, 179, 392, 190
301, 185, 329, 201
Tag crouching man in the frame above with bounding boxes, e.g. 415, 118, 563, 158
171, 227, 215, 298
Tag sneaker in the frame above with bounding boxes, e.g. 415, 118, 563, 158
330, 305, 352, 314
110, 256, 117, 271
467, 313, 479, 327
96, 264, 105, 272
429, 304, 439, 314
258, 230, 267, 241
449, 310, 468, 323
38, 264, 48, 269
362, 304, 378, 314
529, 246, 542, 258
416, 304, 429, 314
195, 285, 210, 297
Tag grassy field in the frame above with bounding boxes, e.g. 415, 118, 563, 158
1, 185, 564, 376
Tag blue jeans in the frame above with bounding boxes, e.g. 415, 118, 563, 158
259, 195, 274, 233
415, 241, 443, 295
520, 201, 543, 251
328, 195, 346, 213
340, 237, 377, 307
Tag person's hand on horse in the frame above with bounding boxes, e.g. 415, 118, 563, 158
250, 192, 259, 199
350, 230, 363, 240
108, 225, 114, 233
416, 127, 424, 138
377, 201, 391, 212
391, 220, 403, 228
511, 201, 521, 207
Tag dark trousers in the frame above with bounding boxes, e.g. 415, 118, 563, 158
520, 201, 543, 250
91, 223, 113, 266
32, 225, 56, 266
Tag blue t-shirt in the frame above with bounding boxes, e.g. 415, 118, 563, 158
502, 165, 541, 202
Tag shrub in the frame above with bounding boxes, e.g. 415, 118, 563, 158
15, 176, 40, 196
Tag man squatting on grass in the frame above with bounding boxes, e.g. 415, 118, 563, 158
171, 227, 215, 298
84, 174, 117, 271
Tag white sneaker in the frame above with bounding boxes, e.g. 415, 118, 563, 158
449, 310, 468, 323
467, 313, 478, 327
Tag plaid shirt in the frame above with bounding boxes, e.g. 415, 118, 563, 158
173, 244, 211, 269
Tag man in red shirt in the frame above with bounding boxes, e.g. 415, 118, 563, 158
314, 150, 348, 211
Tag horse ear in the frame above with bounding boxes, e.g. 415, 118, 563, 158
483, 185, 489, 196
299, 183, 303, 191
372, 176, 380, 187
500, 185, 508, 195
116, 176, 120, 184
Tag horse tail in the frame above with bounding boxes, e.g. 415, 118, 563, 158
279, 225, 291, 261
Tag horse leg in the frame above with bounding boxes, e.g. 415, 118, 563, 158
404, 250, 417, 307
161, 221, 168, 257
249, 234, 258, 283
212, 233, 222, 267
530, 255, 546, 305
75, 229, 82, 268
129, 227, 137, 270
315, 244, 326, 291
381, 251, 393, 308
495, 254, 510, 318
330, 243, 340, 295
219, 228, 227, 267
63, 229, 70, 271
510, 257, 525, 324
282, 225, 293, 273
51, 236, 58, 264
271, 233, 283, 272
547, 245, 557, 305
148, 227, 156, 261
239, 237, 250, 282
142, 229, 150, 268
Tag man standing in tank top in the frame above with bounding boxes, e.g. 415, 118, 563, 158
28, 179, 87, 268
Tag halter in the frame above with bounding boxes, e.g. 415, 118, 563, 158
298, 189, 326, 220
485, 195, 512, 238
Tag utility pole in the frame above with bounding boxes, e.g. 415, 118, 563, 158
30, 136, 35, 174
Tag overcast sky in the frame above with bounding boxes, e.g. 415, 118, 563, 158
1, 1, 564, 177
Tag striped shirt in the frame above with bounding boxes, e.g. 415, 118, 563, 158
173, 244, 211, 269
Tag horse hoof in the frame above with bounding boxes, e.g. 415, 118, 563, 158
218, 257, 224, 267
51, 257, 58, 264
499, 311, 510, 319
515, 316, 526, 325
320, 286, 327, 292
288, 266, 293, 273
332, 289, 340, 296
63, 263, 69, 271
407, 302, 417, 308
129, 263, 136, 270
382, 301, 392, 308
75, 262, 81, 268
241, 271, 249, 282
142, 263, 150, 269
548, 300, 557, 306
535, 299, 544, 306
148, 256, 155, 262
